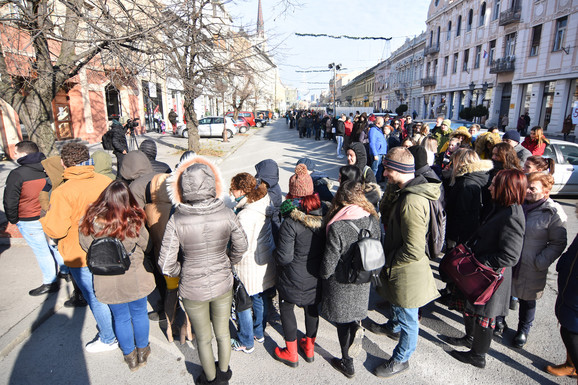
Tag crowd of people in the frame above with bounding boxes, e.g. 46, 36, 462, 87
3, 110, 577, 384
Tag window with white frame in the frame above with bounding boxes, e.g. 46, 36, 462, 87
480, 3, 486, 26
530, 24, 541, 56
492, 0, 500, 21
553, 16, 568, 52
474, 45, 482, 68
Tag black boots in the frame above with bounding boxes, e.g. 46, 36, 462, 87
493, 317, 507, 338
331, 357, 355, 378
513, 330, 528, 348
450, 322, 492, 369
443, 315, 474, 348
196, 364, 232, 385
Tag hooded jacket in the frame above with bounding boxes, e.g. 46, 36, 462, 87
368, 125, 387, 157
378, 175, 441, 308
445, 159, 493, 244
275, 207, 324, 306
512, 198, 567, 300
556, 233, 578, 333
255, 159, 282, 242
348, 142, 376, 185
40, 165, 112, 267
91, 150, 115, 180
111, 121, 128, 154
3, 152, 48, 224
39, 156, 65, 213
234, 194, 276, 296
158, 155, 248, 302
119, 151, 156, 208
144, 173, 172, 257
139, 139, 171, 174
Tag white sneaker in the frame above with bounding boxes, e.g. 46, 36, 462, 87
85, 339, 118, 353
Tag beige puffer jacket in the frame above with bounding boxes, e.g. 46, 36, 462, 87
158, 155, 248, 302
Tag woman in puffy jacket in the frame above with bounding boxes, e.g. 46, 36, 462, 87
158, 154, 248, 385
506, 173, 567, 349
273, 167, 324, 367
79, 180, 155, 372
229, 173, 276, 354
521, 126, 549, 156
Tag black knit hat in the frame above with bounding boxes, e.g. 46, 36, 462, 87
408, 145, 428, 170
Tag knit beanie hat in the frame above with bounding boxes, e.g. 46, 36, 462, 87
289, 164, 314, 197
503, 129, 521, 143
442, 119, 452, 128
408, 145, 428, 170
296, 157, 315, 172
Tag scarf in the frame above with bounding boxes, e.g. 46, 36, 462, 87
326, 204, 371, 235
522, 198, 546, 218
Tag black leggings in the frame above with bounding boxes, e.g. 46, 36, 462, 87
561, 326, 578, 367
336, 322, 358, 359
279, 300, 319, 342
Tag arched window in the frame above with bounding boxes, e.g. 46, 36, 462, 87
447, 21, 452, 41
467, 9, 473, 32
457, 15, 462, 36
480, 2, 486, 26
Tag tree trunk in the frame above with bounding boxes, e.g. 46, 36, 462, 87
18, 92, 59, 156
184, 98, 200, 153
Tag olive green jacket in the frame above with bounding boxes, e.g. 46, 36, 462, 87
378, 175, 441, 308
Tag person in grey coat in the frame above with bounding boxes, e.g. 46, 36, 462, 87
320, 180, 380, 379
508, 172, 567, 349
446, 169, 526, 369
158, 154, 248, 385
139, 139, 171, 174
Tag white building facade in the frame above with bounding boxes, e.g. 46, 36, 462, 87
424, 0, 578, 132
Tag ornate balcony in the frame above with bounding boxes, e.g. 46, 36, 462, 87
489, 56, 515, 74
424, 44, 440, 56
499, 5, 522, 26
421, 76, 437, 87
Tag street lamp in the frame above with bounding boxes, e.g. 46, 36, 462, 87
328, 62, 342, 115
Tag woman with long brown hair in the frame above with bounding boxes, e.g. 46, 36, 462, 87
321, 180, 380, 378
79, 180, 155, 372
524, 155, 555, 175
490, 142, 521, 180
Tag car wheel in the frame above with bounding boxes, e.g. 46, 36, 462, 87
256, 122, 262, 128
239, 126, 247, 134
182, 129, 188, 138
226, 129, 234, 139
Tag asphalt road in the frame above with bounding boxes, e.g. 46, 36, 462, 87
0, 119, 576, 384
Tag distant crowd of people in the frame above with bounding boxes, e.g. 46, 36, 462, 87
3, 110, 577, 384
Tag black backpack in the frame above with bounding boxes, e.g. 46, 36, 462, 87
102, 130, 114, 151
86, 237, 135, 275
335, 218, 385, 286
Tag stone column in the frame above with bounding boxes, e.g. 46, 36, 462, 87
549, 79, 572, 134
528, 82, 544, 128
509, 84, 523, 131
488, 83, 503, 125
452, 91, 461, 120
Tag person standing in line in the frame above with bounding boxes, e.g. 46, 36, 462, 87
40, 143, 116, 353
3, 141, 68, 296
168, 109, 178, 135
321, 180, 380, 379
444, 169, 526, 369
501, 130, 531, 165
335, 114, 346, 158
562, 114, 574, 142
368, 116, 388, 180
110, 117, 129, 178
501, 114, 509, 132
79, 181, 156, 371
158, 154, 248, 385
273, 169, 324, 368
229, 173, 277, 354
371, 147, 441, 378
521, 126, 549, 156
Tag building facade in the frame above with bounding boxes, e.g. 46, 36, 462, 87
424, 0, 578, 132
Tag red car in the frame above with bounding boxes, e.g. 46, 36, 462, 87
234, 117, 249, 133
226, 111, 256, 127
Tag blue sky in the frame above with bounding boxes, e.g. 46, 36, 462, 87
227, 0, 432, 98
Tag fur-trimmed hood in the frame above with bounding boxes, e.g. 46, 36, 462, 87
455, 159, 494, 178
167, 153, 224, 206
289, 208, 323, 230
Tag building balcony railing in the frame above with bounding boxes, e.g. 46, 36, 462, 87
499, 5, 522, 26
424, 44, 440, 56
421, 76, 437, 87
489, 56, 515, 73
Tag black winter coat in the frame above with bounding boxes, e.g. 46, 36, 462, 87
275, 208, 324, 306
335, 120, 345, 136
111, 122, 128, 154
466, 204, 525, 318
445, 160, 493, 244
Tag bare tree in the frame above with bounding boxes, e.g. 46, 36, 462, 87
0, 0, 162, 155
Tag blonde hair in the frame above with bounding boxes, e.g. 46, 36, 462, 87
450, 149, 480, 186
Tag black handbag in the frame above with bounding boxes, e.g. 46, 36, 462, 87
232, 270, 252, 312
86, 237, 136, 276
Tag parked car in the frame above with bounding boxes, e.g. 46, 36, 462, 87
225, 111, 256, 127
177, 116, 237, 139
420, 119, 486, 131
542, 139, 578, 196
234, 117, 249, 133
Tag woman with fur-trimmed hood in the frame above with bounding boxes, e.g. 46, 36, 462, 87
273, 164, 324, 367
474, 131, 502, 160
445, 149, 493, 246
158, 154, 248, 385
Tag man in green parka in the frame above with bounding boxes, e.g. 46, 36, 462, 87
372, 146, 441, 378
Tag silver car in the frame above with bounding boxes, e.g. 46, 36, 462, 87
178, 116, 238, 138
542, 139, 578, 195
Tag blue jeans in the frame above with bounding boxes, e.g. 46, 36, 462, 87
17, 220, 67, 284
371, 155, 385, 183
386, 305, 419, 362
237, 291, 269, 348
70, 267, 116, 344
336, 135, 344, 156
109, 297, 149, 355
